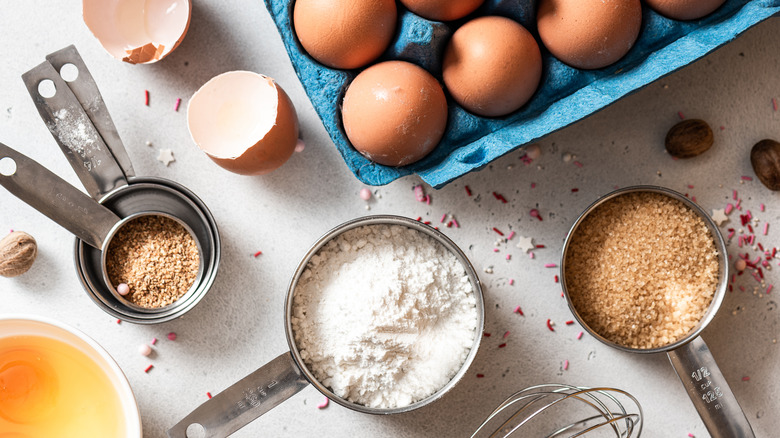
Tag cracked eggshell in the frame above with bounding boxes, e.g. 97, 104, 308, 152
187, 71, 299, 175
83, 0, 191, 64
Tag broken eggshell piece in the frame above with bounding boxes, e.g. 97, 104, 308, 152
83, 0, 191, 64
187, 71, 300, 175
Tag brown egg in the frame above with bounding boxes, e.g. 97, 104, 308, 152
537, 0, 642, 70
187, 71, 299, 175
399, 0, 485, 21
293, 0, 397, 69
442, 16, 541, 117
342, 61, 448, 167
644, 0, 726, 21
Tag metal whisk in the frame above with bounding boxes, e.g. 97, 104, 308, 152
471, 384, 643, 438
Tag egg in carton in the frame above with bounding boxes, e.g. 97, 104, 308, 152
264, 0, 780, 188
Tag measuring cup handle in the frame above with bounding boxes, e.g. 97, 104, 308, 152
667, 337, 755, 438
167, 352, 310, 438
0, 142, 120, 249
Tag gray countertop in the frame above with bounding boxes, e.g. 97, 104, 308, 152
1, 2, 778, 437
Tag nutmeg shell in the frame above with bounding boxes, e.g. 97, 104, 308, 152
751, 139, 780, 191
665, 119, 714, 158
0, 231, 38, 278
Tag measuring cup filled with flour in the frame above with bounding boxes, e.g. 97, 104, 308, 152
168, 215, 484, 437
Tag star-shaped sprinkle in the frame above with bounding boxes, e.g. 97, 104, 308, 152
157, 148, 175, 166
516, 236, 534, 253
711, 208, 728, 226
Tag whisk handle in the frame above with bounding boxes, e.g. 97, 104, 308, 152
668, 337, 755, 438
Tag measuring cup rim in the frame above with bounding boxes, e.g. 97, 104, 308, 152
75, 177, 221, 324
559, 185, 729, 354
99, 210, 205, 314
283, 214, 486, 414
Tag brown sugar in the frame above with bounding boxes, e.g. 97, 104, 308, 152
564, 192, 719, 349
106, 215, 200, 309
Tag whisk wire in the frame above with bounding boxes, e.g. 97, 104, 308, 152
471, 384, 643, 438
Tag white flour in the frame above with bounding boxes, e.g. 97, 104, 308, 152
291, 224, 478, 409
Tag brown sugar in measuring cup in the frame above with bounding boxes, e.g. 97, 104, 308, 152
560, 186, 754, 438
105, 214, 201, 309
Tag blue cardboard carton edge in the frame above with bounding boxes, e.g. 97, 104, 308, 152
264, 0, 780, 188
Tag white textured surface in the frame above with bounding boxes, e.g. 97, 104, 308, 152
0, 2, 778, 437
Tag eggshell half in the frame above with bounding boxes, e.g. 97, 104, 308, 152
342, 61, 448, 167
537, 0, 642, 70
399, 0, 485, 21
83, 0, 192, 64
443, 16, 542, 117
293, 0, 397, 69
187, 71, 299, 175
644, 0, 726, 21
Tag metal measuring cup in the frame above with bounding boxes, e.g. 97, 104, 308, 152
2, 45, 220, 323
167, 215, 485, 438
0, 143, 217, 323
560, 186, 754, 438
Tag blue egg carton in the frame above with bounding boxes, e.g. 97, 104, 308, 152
263, 0, 780, 188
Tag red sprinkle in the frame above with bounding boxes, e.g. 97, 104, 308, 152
503, 331, 510, 338
554, 275, 559, 283
207, 392, 212, 399
167, 332, 177, 341
513, 306, 524, 316
476, 374, 485, 378
741, 176, 753, 181
571, 188, 579, 193
465, 186, 472, 196
144, 364, 154, 373
492, 192, 508, 203
483, 332, 491, 337
565, 320, 574, 325
253, 251, 263, 258
492, 227, 504, 236
116, 319, 122, 324
742, 376, 750, 382
546, 319, 555, 332
678, 111, 685, 120
498, 343, 507, 349
530, 209, 543, 221
144, 90, 150, 106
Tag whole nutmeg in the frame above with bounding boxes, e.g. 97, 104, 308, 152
0, 231, 38, 277
751, 139, 780, 191
665, 119, 714, 158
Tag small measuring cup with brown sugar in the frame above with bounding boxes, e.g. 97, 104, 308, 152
560, 186, 754, 438
0, 143, 218, 323
0, 45, 220, 323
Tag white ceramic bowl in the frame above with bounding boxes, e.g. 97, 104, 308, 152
0, 314, 142, 437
